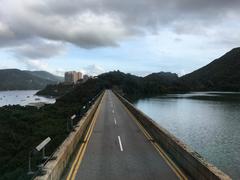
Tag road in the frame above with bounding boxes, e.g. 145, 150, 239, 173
67, 90, 184, 180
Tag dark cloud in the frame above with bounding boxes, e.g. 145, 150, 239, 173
11, 40, 65, 59
0, 0, 240, 59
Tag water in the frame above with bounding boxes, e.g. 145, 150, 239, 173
133, 92, 240, 179
0, 90, 55, 107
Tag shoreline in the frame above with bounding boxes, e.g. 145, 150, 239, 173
0, 90, 56, 107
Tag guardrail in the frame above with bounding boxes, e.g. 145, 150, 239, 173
115, 92, 231, 180
34, 91, 104, 180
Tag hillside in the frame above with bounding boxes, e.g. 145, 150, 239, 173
179, 48, 240, 91
0, 69, 59, 90
37, 71, 179, 99
36, 83, 75, 97
143, 72, 179, 94
144, 72, 178, 83
92, 71, 179, 98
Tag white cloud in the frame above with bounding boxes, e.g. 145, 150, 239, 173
55, 68, 65, 76
81, 64, 105, 76
23, 59, 49, 71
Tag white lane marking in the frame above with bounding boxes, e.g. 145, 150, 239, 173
112, 109, 114, 114
118, 136, 123, 152
114, 117, 117, 125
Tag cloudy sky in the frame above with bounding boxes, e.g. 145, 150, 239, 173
0, 0, 239, 76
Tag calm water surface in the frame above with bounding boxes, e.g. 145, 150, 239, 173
133, 92, 240, 179
0, 90, 55, 107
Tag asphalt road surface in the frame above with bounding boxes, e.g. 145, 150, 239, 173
68, 90, 182, 180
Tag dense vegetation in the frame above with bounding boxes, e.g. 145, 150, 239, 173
0, 69, 62, 90
98, 71, 179, 99
0, 78, 103, 180
36, 83, 75, 97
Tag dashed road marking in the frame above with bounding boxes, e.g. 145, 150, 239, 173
118, 136, 123, 152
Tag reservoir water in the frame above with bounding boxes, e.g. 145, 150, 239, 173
133, 92, 240, 179
0, 90, 55, 107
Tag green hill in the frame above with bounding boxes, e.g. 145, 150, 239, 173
179, 48, 240, 91
37, 70, 179, 99
0, 69, 60, 90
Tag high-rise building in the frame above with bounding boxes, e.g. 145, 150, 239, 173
64, 71, 83, 84
77, 72, 83, 81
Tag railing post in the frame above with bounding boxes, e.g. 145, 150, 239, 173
27, 150, 34, 175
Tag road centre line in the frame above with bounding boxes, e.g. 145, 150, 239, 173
117, 96, 188, 180
118, 136, 123, 151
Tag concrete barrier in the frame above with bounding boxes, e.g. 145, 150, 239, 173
34, 92, 104, 180
115, 93, 231, 180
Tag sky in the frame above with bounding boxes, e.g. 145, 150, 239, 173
0, 0, 239, 77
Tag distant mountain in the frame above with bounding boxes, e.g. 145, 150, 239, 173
78, 71, 179, 98
144, 72, 178, 85
25, 70, 64, 82
0, 69, 61, 90
179, 48, 240, 91
37, 71, 179, 98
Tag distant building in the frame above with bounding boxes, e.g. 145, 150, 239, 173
64, 71, 83, 84
77, 72, 83, 81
